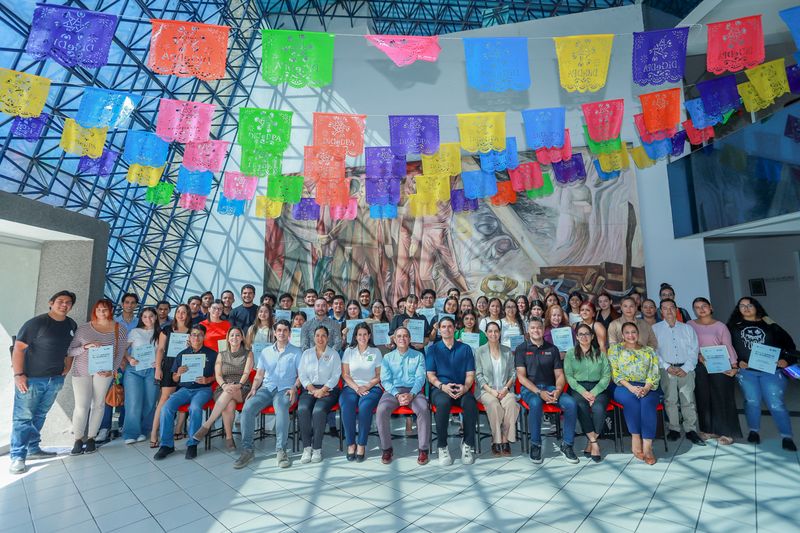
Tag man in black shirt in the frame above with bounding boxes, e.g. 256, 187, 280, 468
228, 284, 258, 329
154, 324, 217, 461
515, 317, 579, 464
10, 290, 78, 474
388, 294, 432, 352
188, 295, 205, 324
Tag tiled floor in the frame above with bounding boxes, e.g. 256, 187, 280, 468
2, 414, 799, 533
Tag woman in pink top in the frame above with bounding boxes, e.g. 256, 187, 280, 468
688, 297, 742, 444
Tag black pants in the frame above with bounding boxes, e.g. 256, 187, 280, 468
695, 363, 742, 438
569, 381, 610, 436
297, 386, 340, 449
431, 387, 477, 449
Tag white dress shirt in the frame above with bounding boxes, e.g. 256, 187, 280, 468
652, 320, 699, 373
298, 346, 342, 389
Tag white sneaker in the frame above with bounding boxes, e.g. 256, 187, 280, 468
311, 449, 322, 463
461, 443, 475, 465
136, 435, 147, 442
300, 447, 313, 463
9, 459, 26, 475
438, 447, 453, 466
277, 449, 290, 468
96, 428, 109, 442
124, 438, 136, 445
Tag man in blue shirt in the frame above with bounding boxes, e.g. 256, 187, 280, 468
154, 324, 217, 461
376, 326, 430, 465
234, 319, 301, 469
426, 317, 477, 466
358, 289, 372, 319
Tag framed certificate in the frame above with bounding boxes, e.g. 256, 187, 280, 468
748, 343, 780, 374
372, 323, 390, 346
88, 345, 114, 374
290, 327, 303, 347
275, 310, 292, 322
408, 319, 426, 344
550, 327, 574, 352
132, 344, 155, 369
180, 353, 205, 383
167, 332, 189, 358
346, 319, 362, 343
700, 345, 732, 374
461, 332, 481, 354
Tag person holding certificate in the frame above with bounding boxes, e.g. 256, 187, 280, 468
455, 311, 488, 350
199, 300, 231, 352
543, 305, 574, 357
68, 299, 127, 456
245, 304, 275, 349
388, 294, 432, 351
154, 324, 217, 461
478, 298, 503, 333
365, 299, 392, 354
608, 322, 661, 465
688, 297, 741, 445
122, 307, 160, 445
652, 299, 704, 446
475, 323, 519, 456
151, 304, 192, 447
727, 297, 797, 451
500, 299, 526, 349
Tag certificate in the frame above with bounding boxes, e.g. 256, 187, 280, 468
180, 354, 205, 383
700, 345, 732, 374
407, 319, 426, 344
132, 344, 155, 369
167, 332, 189, 358
251, 342, 268, 360
418, 307, 436, 324
299, 307, 315, 320
88, 345, 114, 374
346, 319, 362, 343
217, 339, 228, 352
748, 343, 781, 374
437, 313, 456, 324
435, 298, 447, 312
290, 327, 303, 347
550, 327, 574, 352
508, 335, 526, 351
275, 310, 292, 322
372, 323, 390, 346
461, 332, 481, 354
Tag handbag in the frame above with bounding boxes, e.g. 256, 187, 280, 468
105, 324, 125, 407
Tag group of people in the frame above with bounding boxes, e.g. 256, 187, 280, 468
9, 281, 798, 475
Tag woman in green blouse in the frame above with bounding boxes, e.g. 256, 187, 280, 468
455, 311, 488, 347
608, 322, 661, 465
564, 323, 611, 462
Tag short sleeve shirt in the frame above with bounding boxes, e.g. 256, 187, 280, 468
425, 340, 475, 385
17, 313, 77, 377
172, 346, 217, 390
514, 340, 562, 387
342, 346, 382, 386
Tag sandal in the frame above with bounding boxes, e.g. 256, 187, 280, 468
174, 432, 186, 441
589, 439, 602, 463
150, 440, 159, 449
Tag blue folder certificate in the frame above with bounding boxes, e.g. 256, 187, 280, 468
461, 332, 481, 354
418, 307, 436, 324
251, 342, 268, 361
437, 313, 456, 324
435, 298, 446, 312
167, 333, 189, 358
132, 344, 156, 369
550, 327, 574, 352
180, 354, 205, 383
290, 328, 303, 347
508, 335, 526, 351
299, 307, 315, 320
372, 323, 390, 346
749, 343, 781, 374
346, 319, 362, 343
408, 319, 426, 344
700, 345, 732, 374
275, 310, 292, 322
88, 345, 114, 374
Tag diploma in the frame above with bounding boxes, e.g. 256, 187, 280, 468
251, 342, 268, 361
167, 332, 189, 358
346, 319, 362, 343
132, 344, 156, 369
461, 332, 481, 354
435, 298, 446, 312
437, 313, 456, 324
180, 353, 205, 383
275, 310, 292, 322
418, 307, 436, 324
299, 307, 315, 320
372, 323, 390, 346
550, 327, 574, 352
88, 345, 114, 374
700, 345, 732, 374
508, 335, 526, 351
748, 343, 781, 374
217, 340, 228, 352
407, 319, 426, 344
290, 328, 302, 347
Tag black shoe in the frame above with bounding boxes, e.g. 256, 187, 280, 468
583, 448, 592, 458
28, 448, 58, 459
346, 452, 356, 462
666, 430, 681, 441
84, 439, 97, 454
561, 443, 579, 464
328, 427, 339, 438
355, 454, 366, 463
185, 445, 197, 460
747, 431, 760, 444
70, 440, 84, 456
154, 446, 174, 460
686, 431, 706, 446
782, 438, 797, 452
529, 444, 542, 464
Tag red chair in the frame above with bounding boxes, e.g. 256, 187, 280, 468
609, 398, 669, 452
258, 389, 300, 451
515, 379, 564, 453
177, 382, 217, 450
428, 382, 474, 452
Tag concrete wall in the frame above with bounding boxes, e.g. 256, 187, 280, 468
0, 236, 40, 335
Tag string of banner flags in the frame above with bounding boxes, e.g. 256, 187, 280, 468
2, 4, 800, 219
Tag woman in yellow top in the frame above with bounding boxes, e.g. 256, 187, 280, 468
608, 322, 661, 465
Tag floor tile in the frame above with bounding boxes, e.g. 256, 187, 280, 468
95, 503, 151, 532
352, 509, 410, 533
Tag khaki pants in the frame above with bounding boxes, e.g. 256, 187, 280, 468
479, 391, 520, 444
72, 374, 113, 440
660, 368, 698, 433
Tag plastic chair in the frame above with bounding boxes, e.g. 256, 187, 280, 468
515, 379, 564, 453
609, 399, 669, 452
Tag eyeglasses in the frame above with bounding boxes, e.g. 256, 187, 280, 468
739, 303, 754, 309
576, 332, 592, 337
189, 333, 204, 338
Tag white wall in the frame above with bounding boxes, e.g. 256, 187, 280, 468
181, 3, 712, 313
0, 236, 40, 335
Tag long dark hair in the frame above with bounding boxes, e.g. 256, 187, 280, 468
135, 307, 161, 345
596, 291, 619, 320
573, 323, 598, 360
369, 299, 388, 323
503, 298, 523, 326
727, 296, 768, 327
172, 303, 192, 331
349, 322, 373, 348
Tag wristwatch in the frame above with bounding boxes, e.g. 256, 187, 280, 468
14, 372, 25, 377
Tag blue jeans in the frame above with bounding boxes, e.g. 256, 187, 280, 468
240, 387, 291, 452
737, 368, 793, 438
520, 385, 577, 446
339, 385, 382, 447
613, 382, 662, 439
122, 367, 158, 440
11, 376, 64, 460
159, 387, 212, 447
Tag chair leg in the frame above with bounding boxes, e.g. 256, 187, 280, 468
476, 413, 481, 454
661, 409, 669, 452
